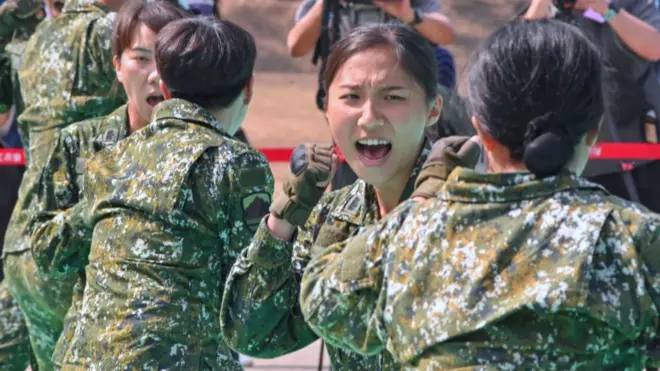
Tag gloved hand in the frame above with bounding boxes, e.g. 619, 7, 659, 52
269, 143, 337, 226
412, 136, 482, 199
0, 0, 43, 39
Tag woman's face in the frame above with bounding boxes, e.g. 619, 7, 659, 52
325, 46, 441, 187
113, 23, 163, 130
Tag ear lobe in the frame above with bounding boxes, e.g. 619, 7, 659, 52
471, 116, 496, 151
425, 96, 443, 128
160, 80, 171, 100
113, 55, 122, 83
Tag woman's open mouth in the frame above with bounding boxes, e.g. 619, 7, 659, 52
146, 94, 164, 108
355, 138, 392, 166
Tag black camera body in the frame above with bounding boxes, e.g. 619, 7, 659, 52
552, 0, 576, 13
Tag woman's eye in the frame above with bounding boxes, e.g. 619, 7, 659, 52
135, 56, 150, 62
384, 95, 405, 101
339, 94, 360, 100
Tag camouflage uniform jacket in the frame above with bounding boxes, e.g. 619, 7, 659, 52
3, 0, 123, 257
27, 104, 127, 367
220, 140, 430, 371
59, 99, 273, 370
30, 104, 128, 280
0, 5, 42, 116
300, 168, 660, 370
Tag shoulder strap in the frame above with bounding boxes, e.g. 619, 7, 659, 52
313, 0, 341, 111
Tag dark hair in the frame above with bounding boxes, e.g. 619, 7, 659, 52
466, 20, 604, 178
426, 84, 474, 141
113, 0, 189, 58
323, 24, 438, 106
155, 17, 257, 109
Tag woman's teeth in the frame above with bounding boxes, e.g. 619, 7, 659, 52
356, 138, 390, 146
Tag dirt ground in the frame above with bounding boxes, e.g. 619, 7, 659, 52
216, 1, 526, 368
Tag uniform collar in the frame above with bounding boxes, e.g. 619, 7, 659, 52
440, 168, 609, 203
92, 104, 129, 150
151, 98, 230, 136
332, 137, 432, 225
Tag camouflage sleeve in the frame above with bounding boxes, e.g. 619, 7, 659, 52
220, 197, 332, 357
634, 217, 660, 366
87, 12, 116, 91
220, 149, 275, 281
300, 199, 419, 356
29, 129, 91, 279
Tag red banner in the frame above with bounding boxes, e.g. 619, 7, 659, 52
1, 143, 660, 166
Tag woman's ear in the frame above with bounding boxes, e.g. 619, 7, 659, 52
113, 55, 122, 83
160, 80, 171, 100
471, 116, 497, 151
243, 74, 254, 105
425, 95, 443, 128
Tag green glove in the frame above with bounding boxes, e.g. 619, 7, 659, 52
0, 0, 43, 39
412, 136, 482, 199
270, 143, 335, 226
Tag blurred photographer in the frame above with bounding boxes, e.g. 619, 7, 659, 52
525, 0, 660, 212
287, 0, 454, 58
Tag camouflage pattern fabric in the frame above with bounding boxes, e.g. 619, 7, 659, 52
2, 0, 123, 369
300, 168, 660, 370
0, 0, 43, 51
0, 0, 42, 132
58, 99, 272, 370
220, 140, 430, 370
4, 251, 70, 371
0, 280, 31, 371
1, 32, 32, 148
14, 0, 122, 171
24, 105, 127, 369
30, 105, 128, 279
0, 3, 45, 370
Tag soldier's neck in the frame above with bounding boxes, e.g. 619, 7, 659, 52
127, 104, 148, 135
206, 104, 245, 136
373, 170, 414, 219
484, 150, 526, 173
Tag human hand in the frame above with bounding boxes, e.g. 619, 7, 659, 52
411, 135, 481, 200
269, 144, 339, 226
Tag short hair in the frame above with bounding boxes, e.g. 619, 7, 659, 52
155, 17, 257, 109
113, 0, 189, 58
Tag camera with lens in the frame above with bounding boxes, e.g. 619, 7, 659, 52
552, 0, 576, 14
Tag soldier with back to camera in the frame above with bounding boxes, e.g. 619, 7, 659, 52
525, 0, 660, 212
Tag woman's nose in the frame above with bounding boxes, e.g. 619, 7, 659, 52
357, 100, 384, 130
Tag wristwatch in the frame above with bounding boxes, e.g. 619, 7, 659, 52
406, 9, 423, 26
603, 3, 620, 22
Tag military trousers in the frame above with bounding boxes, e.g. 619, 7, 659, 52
4, 251, 76, 371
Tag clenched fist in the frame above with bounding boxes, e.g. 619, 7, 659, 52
412, 136, 481, 199
270, 144, 339, 226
